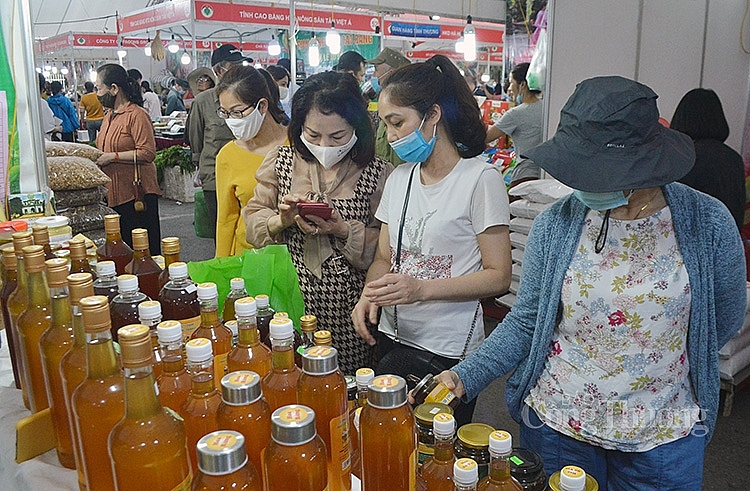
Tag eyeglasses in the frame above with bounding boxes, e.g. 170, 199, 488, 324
197, 76, 212, 83
216, 104, 254, 119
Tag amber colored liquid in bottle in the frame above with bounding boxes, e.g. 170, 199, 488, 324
93, 261, 119, 301
17, 245, 52, 413
158, 237, 181, 290
227, 312, 272, 378
62, 273, 94, 491
39, 259, 76, 468
109, 324, 192, 491
110, 275, 150, 342
73, 296, 125, 491
420, 414, 457, 491
155, 320, 192, 414
158, 263, 201, 342
32, 225, 57, 261
477, 431, 523, 491
261, 319, 301, 412
255, 295, 274, 347
192, 431, 263, 491
297, 347, 351, 491
9, 232, 33, 409
69, 238, 96, 279
222, 278, 247, 322
125, 228, 162, 300
191, 467, 259, 491
0, 245, 22, 391
97, 214, 134, 275
190, 283, 232, 383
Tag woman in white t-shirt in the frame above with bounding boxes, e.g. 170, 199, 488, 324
352, 54, 512, 424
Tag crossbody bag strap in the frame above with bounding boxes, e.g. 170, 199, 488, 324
392, 164, 419, 342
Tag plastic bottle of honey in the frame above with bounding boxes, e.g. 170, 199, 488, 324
9, 231, 33, 410
125, 228, 161, 300
548, 465, 597, 491
295, 314, 318, 367
297, 346, 352, 491
360, 374, 418, 490
72, 295, 125, 491
39, 258, 76, 468
181, 337, 222, 471
155, 320, 192, 414
356, 367, 374, 408
350, 367, 374, 480
109, 324, 192, 491
314, 330, 332, 347
192, 430, 263, 491
190, 282, 232, 383
93, 261, 119, 301
97, 214, 133, 275
222, 277, 247, 322
420, 412, 457, 491
137, 300, 163, 379
216, 370, 272, 477
261, 318, 301, 412
110, 274, 150, 341
225, 320, 239, 346
17, 245, 52, 412
69, 238, 96, 279
158, 237, 181, 290
31, 224, 57, 261
227, 297, 272, 377
264, 405, 328, 491
255, 294, 274, 347
0, 244, 22, 391
158, 262, 201, 342
454, 458, 480, 491
61, 272, 94, 491
478, 431, 523, 491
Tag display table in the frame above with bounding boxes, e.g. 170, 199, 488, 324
154, 136, 185, 151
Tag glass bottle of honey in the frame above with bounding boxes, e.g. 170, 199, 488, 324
93, 261, 119, 301
227, 297, 272, 377
255, 294, 274, 347
62, 272, 94, 491
158, 237, 181, 290
9, 231, 33, 409
157, 262, 201, 341
314, 330, 332, 347
125, 228, 161, 300
17, 245, 52, 412
0, 244, 22, 391
477, 431, 523, 491
39, 258, 76, 468
97, 214, 133, 275
222, 277, 247, 322
69, 238, 96, 279
156, 320, 192, 413
261, 318, 301, 412
295, 314, 317, 368
192, 430, 263, 491
454, 458, 480, 491
360, 374, 418, 491
109, 324, 192, 491
72, 295, 125, 491
420, 412, 457, 491
137, 300, 163, 379
181, 337, 222, 471
265, 405, 328, 491
297, 346, 351, 491
31, 225, 57, 261
109, 274, 150, 341
190, 282, 232, 383
216, 371, 272, 477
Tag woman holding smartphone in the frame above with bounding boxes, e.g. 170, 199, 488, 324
243, 71, 393, 373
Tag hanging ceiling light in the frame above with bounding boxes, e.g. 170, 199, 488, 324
35, 67, 42, 73
308, 35, 320, 67
326, 21, 341, 55
254, 62, 263, 69
117, 42, 127, 58
44, 65, 52, 71
181, 50, 191, 65
61, 66, 69, 75
144, 34, 152, 57
51, 65, 58, 74
89, 66, 97, 83
268, 35, 281, 56
481, 73, 490, 83
168, 34, 180, 54
463, 15, 476, 62
455, 36, 465, 54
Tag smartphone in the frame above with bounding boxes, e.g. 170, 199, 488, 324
298, 202, 333, 220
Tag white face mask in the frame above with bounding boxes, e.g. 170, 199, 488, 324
278, 86, 289, 100
300, 131, 358, 169
224, 104, 266, 141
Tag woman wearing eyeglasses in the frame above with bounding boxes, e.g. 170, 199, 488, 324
214, 65, 288, 257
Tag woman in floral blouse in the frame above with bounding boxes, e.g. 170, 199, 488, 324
434, 77, 746, 490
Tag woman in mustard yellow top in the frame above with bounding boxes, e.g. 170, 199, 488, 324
214, 65, 288, 256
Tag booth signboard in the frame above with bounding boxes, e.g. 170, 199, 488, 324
117, 0, 192, 36
383, 18, 504, 43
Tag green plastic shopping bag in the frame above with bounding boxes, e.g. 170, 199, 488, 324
193, 189, 215, 238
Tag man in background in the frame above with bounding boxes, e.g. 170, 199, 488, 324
80, 81, 104, 142
165, 79, 188, 115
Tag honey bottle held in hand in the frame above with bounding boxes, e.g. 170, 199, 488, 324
155, 320, 191, 414
17, 245, 52, 412
420, 413, 457, 491
97, 214, 133, 275
158, 262, 201, 341
109, 274, 149, 341
0, 244, 22, 391
72, 296, 125, 491
222, 277, 247, 322
109, 324, 192, 491
216, 371, 272, 477
181, 337, 221, 471
261, 318, 301, 411
39, 258, 76, 468
9, 231, 33, 410
192, 430, 263, 491
69, 238, 95, 279
158, 237, 181, 290
93, 261, 119, 301
190, 282, 232, 383
125, 228, 161, 300
227, 297, 272, 377
264, 405, 328, 491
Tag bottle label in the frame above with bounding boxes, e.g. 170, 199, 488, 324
169, 473, 192, 491
425, 382, 456, 406
179, 315, 202, 342
214, 352, 229, 384
329, 413, 352, 491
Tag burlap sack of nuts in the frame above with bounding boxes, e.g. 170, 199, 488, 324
47, 156, 110, 191
45, 140, 103, 161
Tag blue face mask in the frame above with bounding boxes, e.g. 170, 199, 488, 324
389, 116, 437, 163
573, 190, 632, 211
515, 94, 523, 105
371, 76, 381, 94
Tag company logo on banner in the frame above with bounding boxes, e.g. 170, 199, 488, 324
118, 0, 192, 35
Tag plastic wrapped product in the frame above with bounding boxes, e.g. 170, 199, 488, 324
47, 156, 110, 191
53, 186, 107, 209
45, 140, 104, 161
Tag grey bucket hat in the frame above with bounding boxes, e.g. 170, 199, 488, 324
525, 76, 695, 192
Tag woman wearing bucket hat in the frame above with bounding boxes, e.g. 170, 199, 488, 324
432, 76, 746, 488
